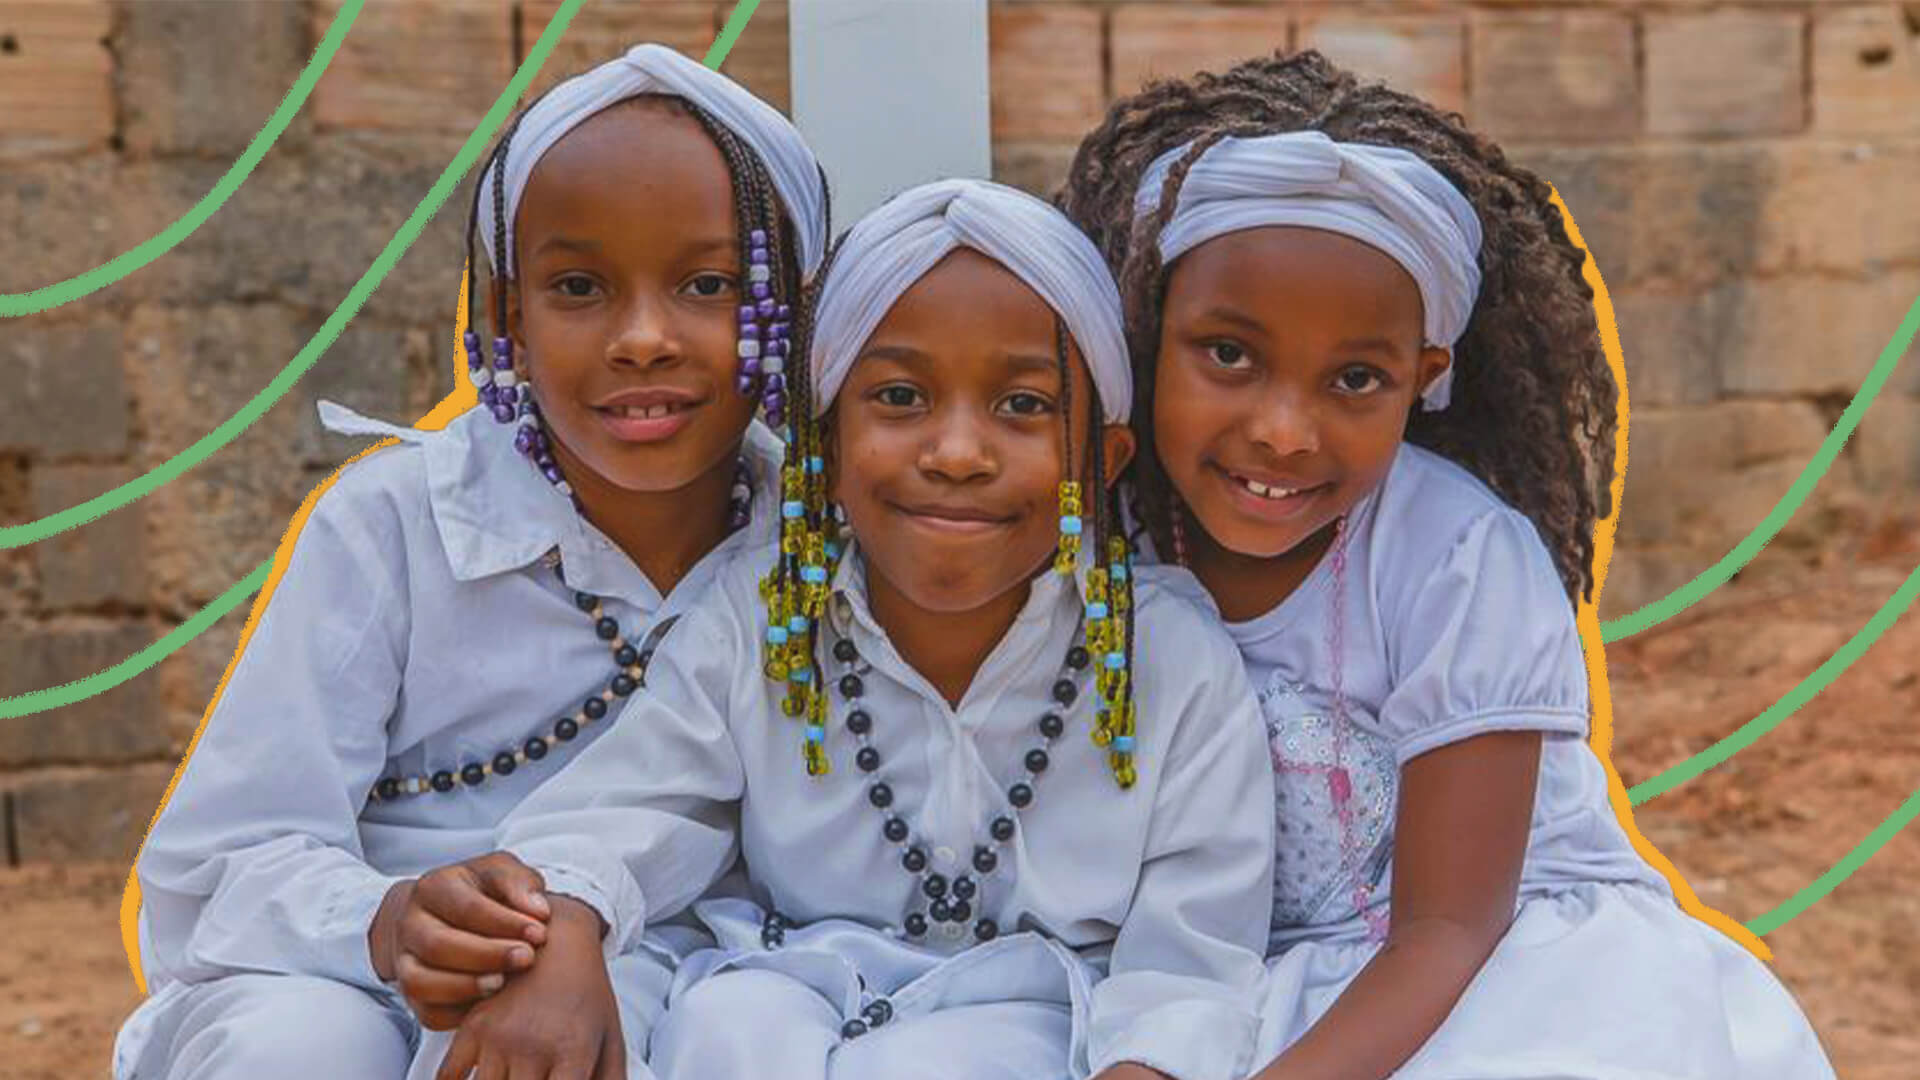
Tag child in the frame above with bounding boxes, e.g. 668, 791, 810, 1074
416, 178, 1277, 1080
1058, 51, 1836, 1080
114, 43, 828, 1080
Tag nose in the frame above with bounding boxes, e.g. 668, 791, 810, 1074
1244, 382, 1320, 458
917, 404, 998, 485
605, 291, 684, 371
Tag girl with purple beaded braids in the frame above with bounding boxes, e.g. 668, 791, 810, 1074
115, 43, 827, 1080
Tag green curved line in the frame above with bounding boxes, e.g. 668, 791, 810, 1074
1747, 783, 1920, 936
1628, 557, 1920, 804
0, 562, 271, 719
706, 0, 763, 67
0, 0, 589, 551
0, 0, 363, 317
1601, 294, 1920, 644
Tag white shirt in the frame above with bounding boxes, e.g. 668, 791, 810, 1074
501, 546, 1277, 1080
1185, 445, 1670, 952
134, 402, 784, 995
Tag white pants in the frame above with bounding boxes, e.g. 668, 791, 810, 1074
649, 967, 1071, 1080
117, 973, 416, 1080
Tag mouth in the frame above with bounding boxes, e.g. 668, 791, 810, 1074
589, 389, 705, 444
1214, 464, 1332, 521
891, 502, 1017, 535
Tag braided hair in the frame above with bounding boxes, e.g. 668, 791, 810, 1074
1056, 50, 1617, 604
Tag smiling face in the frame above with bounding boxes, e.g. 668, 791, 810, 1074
1153, 226, 1452, 562
509, 97, 760, 504
832, 248, 1133, 619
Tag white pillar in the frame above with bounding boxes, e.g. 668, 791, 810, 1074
789, 0, 992, 229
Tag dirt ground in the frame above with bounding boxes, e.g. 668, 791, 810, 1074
1, 527, 1915, 1079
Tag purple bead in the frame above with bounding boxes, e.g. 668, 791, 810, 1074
542, 464, 564, 484
769, 322, 789, 339
497, 386, 518, 406
777, 304, 792, 321
532, 431, 548, 452
514, 427, 535, 455
739, 304, 758, 322
479, 384, 497, 406
749, 247, 770, 265
737, 374, 757, 396
464, 332, 483, 370
769, 340, 788, 358
750, 228, 768, 246
765, 373, 786, 396
751, 283, 771, 301
491, 402, 516, 424
740, 357, 762, 377
756, 298, 777, 319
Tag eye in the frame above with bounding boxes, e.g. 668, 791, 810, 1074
681, 272, 736, 299
1333, 365, 1388, 395
552, 274, 600, 299
1205, 341, 1251, 370
997, 390, 1054, 418
872, 384, 924, 409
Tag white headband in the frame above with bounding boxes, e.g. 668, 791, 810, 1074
809, 178, 1131, 423
477, 43, 827, 279
1136, 130, 1482, 410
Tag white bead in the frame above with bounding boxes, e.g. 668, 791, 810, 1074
739, 339, 762, 359
467, 365, 489, 388
749, 264, 772, 283
763, 356, 784, 374
934, 846, 956, 865
494, 368, 517, 389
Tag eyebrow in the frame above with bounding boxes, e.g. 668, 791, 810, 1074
1332, 337, 1404, 357
1193, 305, 1271, 338
530, 235, 601, 258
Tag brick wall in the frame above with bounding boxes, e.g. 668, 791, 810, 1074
2, 0, 1916, 865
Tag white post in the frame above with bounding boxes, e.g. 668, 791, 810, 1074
789, 0, 992, 229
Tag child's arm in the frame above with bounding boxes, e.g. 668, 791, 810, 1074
137, 489, 413, 995
1249, 730, 1539, 1080
369, 850, 552, 1029
1087, 616, 1277, 1080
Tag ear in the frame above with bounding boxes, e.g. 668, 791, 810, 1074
1099, 422, 1137, 490
503, 280, 527, 358
1415, 345, 1452, 402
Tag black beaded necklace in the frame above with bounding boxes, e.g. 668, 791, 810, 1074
369, 469, 752, 803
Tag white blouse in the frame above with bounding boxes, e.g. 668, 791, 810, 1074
500, 546, 1278, 1080
133, 402, 784, 995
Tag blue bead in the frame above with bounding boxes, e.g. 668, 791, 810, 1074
790, 666, 813, 684
767, 626, 790, 645
1086, 602, 1109, 620
808, 456, 825, 474
782, 500, 805, 519
789, 615, 810, 633
1113, 736, 1136, 753
801, 565, 828, 584
1059, 516, 1083, 536
825, 542, 842, 560
805, 724, 825, 744
1110, 565, 1128, 582
1105, 652, 1124, 669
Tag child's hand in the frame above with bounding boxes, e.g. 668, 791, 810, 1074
432, 898, 623, 1080
369, 851, 553, 1028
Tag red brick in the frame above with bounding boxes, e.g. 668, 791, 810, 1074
1109, 4, 1290, 98
994, 140, 1080, 199
1645, 11, 1805, 136
1296, 14, 1465, 116
119, 0, 312, 156
0, 0, 114, 156
1615, 402, 1829, 547
522, 0, 714, 100
1853, 396, 1920, 494
1812, 5, 1920, 136
1469, 12, 1637, 142
991, 4, 1104, 142
0, 625, 170, 770
312, 0, 513, 135
8, 766, 171, 864
31, 464, 146, 610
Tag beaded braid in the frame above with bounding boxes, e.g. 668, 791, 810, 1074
1057, 50, 1617, 604
760, 239, 844, 777
1051, 318, 1139, 789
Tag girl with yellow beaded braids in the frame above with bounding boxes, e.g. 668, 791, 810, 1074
492, 178, 1278, 1080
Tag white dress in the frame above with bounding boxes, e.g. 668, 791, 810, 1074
1180, 445, 1837, 1078
114, 402, 785, 1080
499, 545, 1278, 1080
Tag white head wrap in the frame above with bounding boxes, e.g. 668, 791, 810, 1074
1136, 130, 1482, 410
809, 179, 1130, 423
477, 43, 827, 279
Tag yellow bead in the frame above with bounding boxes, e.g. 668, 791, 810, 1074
1091, 722, 1112, 747
1115, 763, 1137, 789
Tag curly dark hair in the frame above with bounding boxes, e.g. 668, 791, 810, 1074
1055, 50, 1617, 604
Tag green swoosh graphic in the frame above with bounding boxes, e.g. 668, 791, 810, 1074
0, 562, 270, 719
1629, 558, 1920, 805
0, 0, 589, 551
1748, 784, 1920, 937
0, 0, 364, 317
1602, 294, 1919, 644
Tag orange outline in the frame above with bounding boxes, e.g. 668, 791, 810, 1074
1556, 190, 1771, 962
